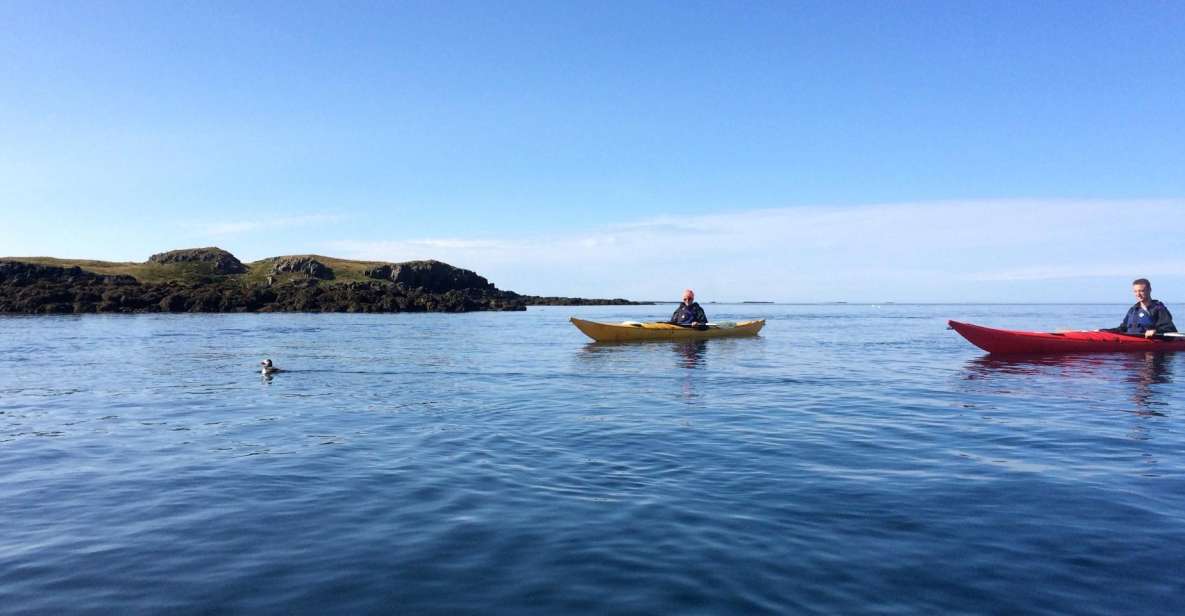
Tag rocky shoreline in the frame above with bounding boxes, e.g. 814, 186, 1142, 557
0, 248, 643, 314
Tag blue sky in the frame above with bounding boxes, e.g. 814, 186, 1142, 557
1, 1, 1182, 301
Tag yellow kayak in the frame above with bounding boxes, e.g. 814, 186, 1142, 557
570, 317, 765, 342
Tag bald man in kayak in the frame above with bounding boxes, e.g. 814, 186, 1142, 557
670, 289, 708, 327
1103, 278, 1177, 338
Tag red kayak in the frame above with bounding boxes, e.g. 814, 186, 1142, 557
949, 320, 1185, 354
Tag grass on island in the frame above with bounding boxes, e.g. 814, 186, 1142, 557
241, 255, 391, 285
1, 255, 395, 285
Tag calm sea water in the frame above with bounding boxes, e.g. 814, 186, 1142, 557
2, 304, 1183, 614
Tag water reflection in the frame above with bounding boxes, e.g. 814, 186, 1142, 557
963, 352, 1176, 417
674, 340, 707, 370
576, 340, 709, 403
577, 340, 709, 370
672, 341, 706, 403
1124, 352, 1171, 415
964, 354, 1113, 378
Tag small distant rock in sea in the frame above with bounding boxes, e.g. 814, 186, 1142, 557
517, 295, 643, 306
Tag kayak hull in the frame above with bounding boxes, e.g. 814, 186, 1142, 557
570, 318, 765, 342
949, 320, 1185, 354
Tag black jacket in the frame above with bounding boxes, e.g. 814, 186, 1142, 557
670, 302, 707, 325
1109, 300, 1177, 334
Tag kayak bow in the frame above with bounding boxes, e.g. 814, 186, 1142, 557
570, 318, 765, 342
949, 320, 1185, 354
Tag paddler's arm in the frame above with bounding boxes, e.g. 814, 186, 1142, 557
1151, 304, 1177, 337
1101, 307, 1135, 333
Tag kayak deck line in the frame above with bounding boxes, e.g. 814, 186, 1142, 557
570, 317, 765, 343
949, 320, 1185, 355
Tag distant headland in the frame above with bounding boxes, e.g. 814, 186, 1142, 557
0, 247, 644, 314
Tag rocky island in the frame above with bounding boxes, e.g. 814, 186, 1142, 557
0, 248, 641, 314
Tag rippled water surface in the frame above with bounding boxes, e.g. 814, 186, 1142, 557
2, 305, 1183, 614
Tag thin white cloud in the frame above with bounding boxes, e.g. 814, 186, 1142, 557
324, 199, 1185, 301
191, 214, 343, 236
971, 262, 1185, 282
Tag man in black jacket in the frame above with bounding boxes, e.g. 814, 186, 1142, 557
1105, 278, 1176, 338
670, 289, 707, 327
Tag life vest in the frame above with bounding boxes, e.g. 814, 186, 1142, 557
1125, 301, 1165, 333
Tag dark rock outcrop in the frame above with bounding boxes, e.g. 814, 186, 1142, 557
364, 260, 493, 292
0, 261, 139, 314
363, 264, 392, 280
0, 254, 646, 314
147, 247, 246, 274
269, 256, 334, 279
254, 280, 522, 313
0, 261, 137, 286
0, 261, 527, 314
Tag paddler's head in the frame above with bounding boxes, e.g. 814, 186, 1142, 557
1132, 278, 1152, 306
682, 289, 695, 305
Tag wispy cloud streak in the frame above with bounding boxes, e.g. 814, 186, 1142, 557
325, 199, 1185, 301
